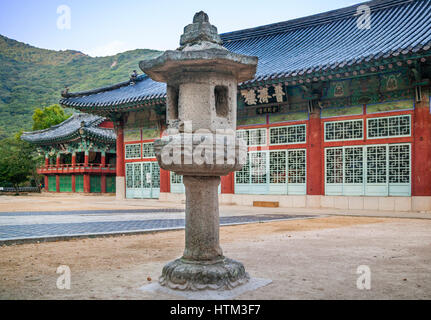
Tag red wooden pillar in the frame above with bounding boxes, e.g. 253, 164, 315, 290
115, 122, 126, 199
45, 155, 49, 168
56, 154, 61, 167
71, 152, 76, 167
160, 168, 170, 193
116, 127, 125, 177
56, 175, 60, 193
101, 151, 106, 167
71, 175, 76, 193
84, 151, 89, 167
307, 111, 323, 195
84, 174, 91, 193
44, 175, 49, 191
101, 175, 106, 193
221, 172, 234, 194
413, 94, 431, 196
83, 151, 90, 192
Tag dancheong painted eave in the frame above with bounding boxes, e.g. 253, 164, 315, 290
21, 113, 116, 146
59, 0, 431, 111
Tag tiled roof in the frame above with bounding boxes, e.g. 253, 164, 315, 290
60, 75, 166, 109
222, 0, 431, 83
60, 0, 431, 109
21, 113, 116, 145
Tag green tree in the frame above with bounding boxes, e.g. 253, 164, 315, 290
0, 134, 39, 191
32, 104, 71, 131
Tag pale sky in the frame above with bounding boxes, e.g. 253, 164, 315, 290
0, 0, 361, 56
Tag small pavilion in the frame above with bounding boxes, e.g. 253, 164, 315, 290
22, 113, 117, 193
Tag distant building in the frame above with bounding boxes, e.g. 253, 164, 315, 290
59, 0, 431, 211
21, 113, 117, 193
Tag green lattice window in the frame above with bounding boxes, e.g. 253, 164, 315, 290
269, 151, 286, 183
125, 144, 141, 159
48, 176, 56, 192
75, 175, 84, 192
236, 128, 266, 146
324, 119, 363, 141
134, 163, 142, 188
326, 148, 343, 184
143, 143, 155, 158
59, 175, 72, 192
126, 162, 160, 189
106, 176, 116, 193
287, 150, 306, 184
126, 164, 133, 188
90, 176, 101, 193
389, 144, 410, 183
367, 146, 387, 183
344, 147, 364, 184
326, 146, 364, 185
270, 125, 306, 145
367, 115, 411, 139
171, 172, 183, 184
151, 163, 160, 188
269, 150, 306, 184
325, 144, 411, 196
235, 154, 250, 184
236, 152, 267, 184
236, 150, 306, 195
250, 152, 267, 184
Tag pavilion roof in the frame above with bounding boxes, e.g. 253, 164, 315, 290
21, 113, 116, 145
60, 0, 431, 112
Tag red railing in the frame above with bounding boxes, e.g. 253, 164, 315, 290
39, 163, 116, 174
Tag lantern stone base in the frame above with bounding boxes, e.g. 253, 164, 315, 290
159, 257, 249, 291
141, 277, 272, 300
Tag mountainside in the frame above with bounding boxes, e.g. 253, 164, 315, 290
0, 34, 161, 138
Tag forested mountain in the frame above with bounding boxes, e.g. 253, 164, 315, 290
0, 34, 161, 138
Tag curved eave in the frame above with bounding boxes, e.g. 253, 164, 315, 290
60, 94, 167, 113
22, 131, 82, 146
22, 131, 116, 146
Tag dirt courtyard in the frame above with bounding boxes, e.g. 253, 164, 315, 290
1, 216, 430, 300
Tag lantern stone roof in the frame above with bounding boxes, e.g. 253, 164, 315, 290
21, 113, 116, 145
60, 0, 431, 112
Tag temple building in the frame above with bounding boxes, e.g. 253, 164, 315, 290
22, 113, 117, 193
59, 0, 431, 211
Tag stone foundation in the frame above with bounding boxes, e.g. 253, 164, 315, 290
159, 193, 431, 212
115, 177, 126, 200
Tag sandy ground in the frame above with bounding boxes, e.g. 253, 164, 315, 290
1, 216, 430, 300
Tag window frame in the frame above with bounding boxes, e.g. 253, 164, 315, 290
366, 114, 412, 140
324, 143, 411, 196
125, 143, 142, 160
142, 142, 156, 159
269, 124, 307, 146
236, 128, 267, 147
324, 119, 364, 142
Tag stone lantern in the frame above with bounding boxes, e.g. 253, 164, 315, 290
140, 11, 258, 291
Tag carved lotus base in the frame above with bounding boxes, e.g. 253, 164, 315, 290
159, 257, 250, 291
